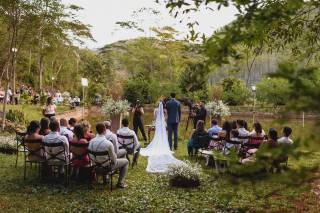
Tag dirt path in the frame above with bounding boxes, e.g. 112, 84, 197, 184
55, 108, 89, 121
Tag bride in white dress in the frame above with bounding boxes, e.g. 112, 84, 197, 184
140, 101, 183, 173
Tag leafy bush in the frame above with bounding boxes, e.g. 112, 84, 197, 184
256, 77, 290, 106
221, 77, 250, 105
165, 160, 201, 188
19, 92, 31, 104
123, 76, 153, 104
40, 94, 49, 105
5, 109, 25, 124
179, 62, 209, 101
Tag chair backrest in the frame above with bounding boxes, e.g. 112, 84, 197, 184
23, 138, 44, 160
193, 134, 211, 149
43, 140, 67, 163
117, 134, 134, 149
88, 150, 112, 168
70, 142, 89, 159
16, 131, 26, 143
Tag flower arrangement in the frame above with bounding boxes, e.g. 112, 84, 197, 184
205, 100, 231, 117
0, 135, 17, 154
102, 98, 131, 115
166, 160, 201, 188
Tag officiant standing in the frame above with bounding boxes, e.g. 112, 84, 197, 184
132, 100, 148, 142
166, 93, 181, 150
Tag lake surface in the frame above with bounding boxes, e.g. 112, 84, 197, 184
86, 107, 317, 143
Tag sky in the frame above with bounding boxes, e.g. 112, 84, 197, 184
62, 0, 237, 49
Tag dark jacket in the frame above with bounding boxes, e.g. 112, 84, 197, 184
166, 98, 181, 124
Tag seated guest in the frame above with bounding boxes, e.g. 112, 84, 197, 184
70, 124, 89, 166
25, 120, 44, 161
117, 118, 141, 165
207, 119, 222, 137
43, 97, 56, 119
231, 120, 237, 130
187, 120, 208, 156
249, 122, 266, 144
82, 121, 95, 141
104, 121, 127, 158
278, 126, 293, 145
39, 117, 50, 136
68, 117, 77, 131
43, 120, 70, 164
219, 121, 232, 140
236, 119, 249, 143
263, 128, 278, 148
60, 118, 73, 142
89, 123, 129, 188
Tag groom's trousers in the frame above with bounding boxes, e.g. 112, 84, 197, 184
168, 123, 179, 150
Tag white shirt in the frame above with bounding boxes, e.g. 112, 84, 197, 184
278, 137, 293, 145
60, 126, 73, 142
249, 130, 266, 137
238, 127, 250, 143
43, 132, 69, 161
117, 127, 139, 148
105, 129, 119, 154
88, 134, 117, 166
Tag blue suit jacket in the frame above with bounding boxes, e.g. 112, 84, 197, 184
166, 98, 181, 124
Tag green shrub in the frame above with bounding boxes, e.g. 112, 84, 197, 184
123, 76, 153, 104
256, 77, 290, 106
221, 77, 250, 105
5, 109, 25, 124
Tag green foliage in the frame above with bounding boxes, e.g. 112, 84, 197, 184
179, 62, 209, 101
123, 76, 153, 104
256, 77, 290, 106
221, 77, 249, 105
5, 109, 25, 124
270, 63, 320, 112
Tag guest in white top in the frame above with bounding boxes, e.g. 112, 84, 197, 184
60, 118, 73, 142
278, 126, 293, 145
88, 123, 129, 188
117, 118, 141, 165
237, 120, 249, 143
43, 120, 69, 164
104, 120, 126, 158
208, 119, 222, 137
43, 97, 56, 119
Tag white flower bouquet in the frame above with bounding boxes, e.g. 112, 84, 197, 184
205, 100, 231, 117
102, 98, 131, 115
166, 160, 201, 188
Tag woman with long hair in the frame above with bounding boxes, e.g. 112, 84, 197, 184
43, 97, 56, 119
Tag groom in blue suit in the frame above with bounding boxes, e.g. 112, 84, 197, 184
166, 93, 181, 150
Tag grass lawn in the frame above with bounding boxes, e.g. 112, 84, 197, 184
0, 104, 72, 122
0, 107, 319, 212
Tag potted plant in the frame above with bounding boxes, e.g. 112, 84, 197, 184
166, 161, 201, 188
205, 100, 231, 125
102, 98, 131, 131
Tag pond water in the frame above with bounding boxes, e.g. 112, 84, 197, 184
86, 107, 316, 143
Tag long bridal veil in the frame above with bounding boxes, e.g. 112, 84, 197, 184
140, 101, 183, 173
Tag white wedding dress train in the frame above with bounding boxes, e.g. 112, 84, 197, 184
140, 102, 183, 173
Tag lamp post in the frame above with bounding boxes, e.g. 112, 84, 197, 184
12, 47, 18, 103
51, 76, 55, 92
81, 78, 88, 120
251, 85, 256, 124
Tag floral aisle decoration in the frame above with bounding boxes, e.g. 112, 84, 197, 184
205, 100, 231, 123
102, 98, 131, 130
165, 161, 201, 188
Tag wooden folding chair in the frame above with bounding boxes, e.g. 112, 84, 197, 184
117, 134, 138, 167
22, 138, 45, 180
15, 131, 27, 167
88, 150, 116, 191
43, 141, 70, 186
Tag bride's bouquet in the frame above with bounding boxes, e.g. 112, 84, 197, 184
205, 100, 231, 117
